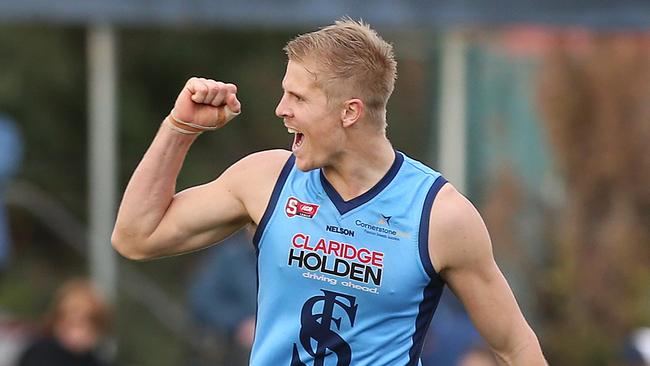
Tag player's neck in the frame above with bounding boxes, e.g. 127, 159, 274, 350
321, 136, 395, 201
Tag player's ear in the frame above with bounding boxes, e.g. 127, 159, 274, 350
341, 99, 364, 128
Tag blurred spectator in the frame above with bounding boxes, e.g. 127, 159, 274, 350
0, 115, 22, 272
421, 289, 484, 365
17, 278, 114, 366
457, 346, 498, 366
188, 228, 256, 366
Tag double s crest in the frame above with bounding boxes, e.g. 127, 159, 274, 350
291, 290, 358, 366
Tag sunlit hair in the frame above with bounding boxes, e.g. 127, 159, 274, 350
44, 278, 112, 335
284, 17, 397, 126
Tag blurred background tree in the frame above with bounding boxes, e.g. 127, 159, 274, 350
537, 33, 650, 365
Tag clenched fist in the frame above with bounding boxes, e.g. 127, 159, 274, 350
172, 77, 241, 131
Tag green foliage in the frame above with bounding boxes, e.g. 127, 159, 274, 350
118, 28, 295, 188
0, 25, 87, 217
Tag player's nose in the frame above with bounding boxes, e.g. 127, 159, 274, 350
275, 95, 291, 119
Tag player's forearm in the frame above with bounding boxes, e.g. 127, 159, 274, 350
493, 333, 547, 366
112, 122, 196, 259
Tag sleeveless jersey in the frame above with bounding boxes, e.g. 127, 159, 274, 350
251, 151, 448, 366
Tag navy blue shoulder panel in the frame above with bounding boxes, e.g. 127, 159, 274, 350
320, 151, 404, 215
417, 175, 448, 282
252, 154, 295, 249
407, 281, 444, 365
407, 175, 448, 365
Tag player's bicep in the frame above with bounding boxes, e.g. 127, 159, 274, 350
151, 176, 249, 254
143, 149, 291, 259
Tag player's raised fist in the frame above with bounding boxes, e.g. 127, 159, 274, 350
172, 77, 241, 131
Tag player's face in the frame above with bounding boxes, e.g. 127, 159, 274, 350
276, 60, 345, 172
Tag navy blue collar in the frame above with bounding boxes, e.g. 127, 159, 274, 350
320, 151, 404, 215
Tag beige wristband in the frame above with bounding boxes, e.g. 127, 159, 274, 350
169, 106, 240, 131
163, 116, 202, 135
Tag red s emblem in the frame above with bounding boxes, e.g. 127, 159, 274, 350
285, 197, 319, 218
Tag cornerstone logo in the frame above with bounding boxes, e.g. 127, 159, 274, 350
355, 214, 411, 240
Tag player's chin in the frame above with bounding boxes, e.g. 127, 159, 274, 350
294, 156, 318, 172
294, 150, 322, 172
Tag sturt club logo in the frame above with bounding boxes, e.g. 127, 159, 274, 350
291, 290, 358, 366
286, 197, 320, 219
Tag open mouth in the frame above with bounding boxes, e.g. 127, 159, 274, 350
288, 127, 304, 151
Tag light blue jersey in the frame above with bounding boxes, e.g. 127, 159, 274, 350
251, 151, 448, 366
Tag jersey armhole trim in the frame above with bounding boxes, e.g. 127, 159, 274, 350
252, 154, 295, 249
418, 175, 448, 283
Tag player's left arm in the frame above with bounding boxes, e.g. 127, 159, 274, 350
429, 184, 547, 366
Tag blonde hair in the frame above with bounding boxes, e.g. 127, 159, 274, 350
45, 278, 112, 335
284, 17, 397, 125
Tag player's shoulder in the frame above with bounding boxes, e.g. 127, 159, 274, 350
227, 149, 292, 175
220, 149, 292, 192
428, 183, 491, 271
430, 184, 478, 227
222, 150, 293, 223
240, 149, 292, 164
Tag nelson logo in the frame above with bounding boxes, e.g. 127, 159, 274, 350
286, 197, 320, 219
291, 290, 358, 366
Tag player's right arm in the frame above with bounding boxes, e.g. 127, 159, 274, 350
429, 184, 547, 365
111, 78, 288, 260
